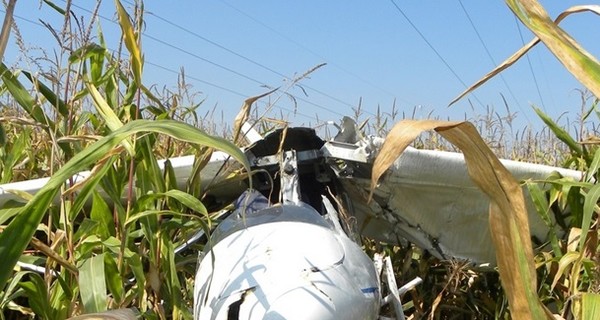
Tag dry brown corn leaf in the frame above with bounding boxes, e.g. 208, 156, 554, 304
370, 119, 552, 319
450, 4, 600, 106
232, 88, 278, 146
507, 1, 600, 99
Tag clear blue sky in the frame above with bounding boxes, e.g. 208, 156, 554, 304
4, 1, 600, 132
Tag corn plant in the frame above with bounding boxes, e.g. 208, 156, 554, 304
451, 1, 600, 318
0, 1, 250, 319
2, 0, 599, 319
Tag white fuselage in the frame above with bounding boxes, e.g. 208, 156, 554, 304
194, 202, 380, 319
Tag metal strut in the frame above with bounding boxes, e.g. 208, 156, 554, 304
376, 254, 423, 320
280, 150, 301, 205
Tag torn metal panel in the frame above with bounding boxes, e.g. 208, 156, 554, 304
340, 146, 582, 265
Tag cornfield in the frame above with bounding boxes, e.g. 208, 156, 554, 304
0, 0, 599, 319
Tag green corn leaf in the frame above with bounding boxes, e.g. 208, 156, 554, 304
48, 274, 69, 319
122, 82, 139, 109
136, 189, 208, 217
581, 293, 600, 320
133, 145, 162, 256
568, 186, 585, 226
103, 253, 124, 305
526, 182, 551, 225
163, 159, 179, 191
19, 273, 51, 319
42, 0, 66, 15
526, 181, 562, 258
0, 63, 54, 131
0, 119, 250, 289
125, 210, 188, 227
141, 84, 167, 113
163, 159, 182, 211
533, 106, 584, 159
0, 121, 5, 147
1, 127, 29, 183
79, 254, 107, 313
161, 232, 191, 319
73, 219, 100, 243
22, 71, 68, 117
580, 184, 600, 252
170, 188, 209, 216
69, 43, 108, 86
90, 50, 105, 85
69, 159, 114, 223
99, 160, 128, 206
138, 135, 166, 194
0, 271, 30, 308
91, 191, 116, 239
187, 147, 214, 198
126, 251, 145, 302
101, 73, 119, 110
585, 147, 600, 182
540, 178, 592, 189
0, 207, 21, 225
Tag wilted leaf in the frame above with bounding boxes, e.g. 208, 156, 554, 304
449, 36, 538, 106
450, 4, 600, 105
507, 2, 600, 98
370, 119, 550, 319
232, 89, 278, 145
550, 251, 580, 291
30, 237, 78, 274
85, 81, 134, 154
115, 0, 143, 86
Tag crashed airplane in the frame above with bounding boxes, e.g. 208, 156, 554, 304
0, 120, 581, 319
